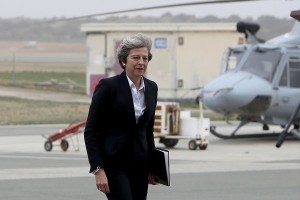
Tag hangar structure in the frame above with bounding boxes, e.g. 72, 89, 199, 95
81, 23, 243, 100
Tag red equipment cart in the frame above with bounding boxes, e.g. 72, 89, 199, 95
43, 119, 86, 152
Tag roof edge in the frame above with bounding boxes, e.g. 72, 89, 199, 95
80, 22, 237, 33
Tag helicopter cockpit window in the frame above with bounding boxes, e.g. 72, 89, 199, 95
289, 57, 300, 88
279, 64, 288, 87
241, 49, 281, 82
221, 48, 245, 73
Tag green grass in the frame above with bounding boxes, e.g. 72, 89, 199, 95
0, 71, 84, 83
0, 71, 86, 94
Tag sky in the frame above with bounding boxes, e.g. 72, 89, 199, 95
0, 0, 299, 20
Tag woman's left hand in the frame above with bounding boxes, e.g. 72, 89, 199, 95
148, 173, 159, 185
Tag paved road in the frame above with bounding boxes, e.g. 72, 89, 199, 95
0, 124, 299, 200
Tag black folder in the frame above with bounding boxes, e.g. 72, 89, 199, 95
150, 147, 170, 186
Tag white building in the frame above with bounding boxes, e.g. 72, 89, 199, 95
81, 23, 244, 100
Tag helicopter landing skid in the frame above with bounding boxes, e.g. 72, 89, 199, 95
210, 126, 281, 139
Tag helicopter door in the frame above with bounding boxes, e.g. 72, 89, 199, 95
274, 55, 300, 123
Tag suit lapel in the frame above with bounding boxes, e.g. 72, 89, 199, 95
144, 78, 154, 112
137, 78, 155, 126
119, 71, 136, 124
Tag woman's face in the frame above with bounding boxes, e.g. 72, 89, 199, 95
124, 47, 149, 80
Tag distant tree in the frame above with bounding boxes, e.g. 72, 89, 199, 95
0, 14, 295, 43
256, 16, 295, 40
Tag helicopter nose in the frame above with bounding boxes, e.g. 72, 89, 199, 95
202, 71, 272, 115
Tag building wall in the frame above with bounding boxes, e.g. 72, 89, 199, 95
85, 33, 106, 94
174, 31, 242, 99
81, 23, 244, 99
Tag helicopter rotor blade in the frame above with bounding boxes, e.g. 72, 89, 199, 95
49, 0, 269, 22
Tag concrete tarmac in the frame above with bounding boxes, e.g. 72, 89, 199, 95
0, 124, 299, 200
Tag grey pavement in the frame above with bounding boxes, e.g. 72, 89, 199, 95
0, 124, 299, 200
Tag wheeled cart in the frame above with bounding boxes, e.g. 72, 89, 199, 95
154, 102, 210, 150
43, 119, 86, 152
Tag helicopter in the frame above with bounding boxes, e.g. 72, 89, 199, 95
200, 11, 300, 147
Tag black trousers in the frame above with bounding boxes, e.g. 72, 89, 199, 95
104, 152, 149, 200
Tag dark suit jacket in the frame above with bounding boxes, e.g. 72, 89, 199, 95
84, 71, 158, 173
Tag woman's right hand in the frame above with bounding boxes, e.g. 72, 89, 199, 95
95, 169, 110, 194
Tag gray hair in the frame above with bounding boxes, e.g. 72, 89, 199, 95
117, 33, 153, 69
